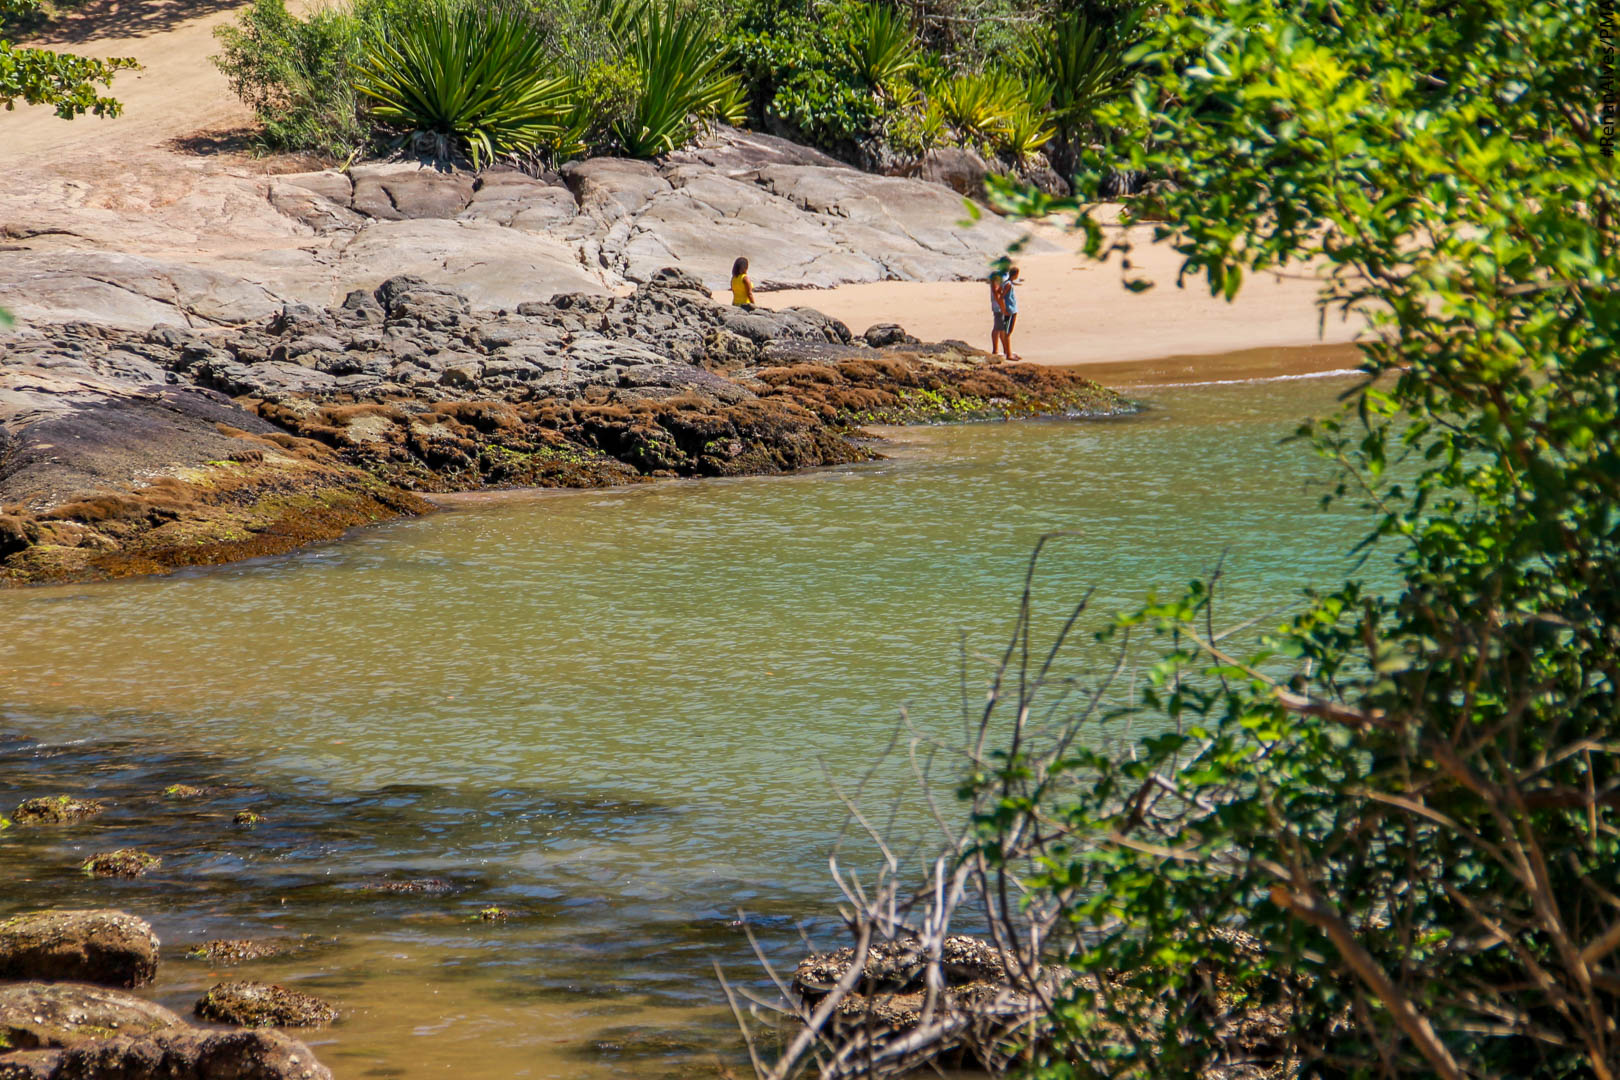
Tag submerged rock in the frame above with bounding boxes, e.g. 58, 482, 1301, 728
160, 785, 209, 801
0, 983, 185, 1049
12, 796, 104, 825
363, 878, 456, 895
0, 910, 159, 988
194, 982, 337, 1029
80, 850, 161, 879
232, 811, 264, 829
185, 940, 286, 965
0, 1027, 333, 1080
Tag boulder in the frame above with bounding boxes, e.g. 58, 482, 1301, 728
917, 146, 991, 199
194, 983, 336, 1029
863, 323, 919, 348
560, 159, 672, 221
350, 165, 474, 221
0, 1028, 332, 1080
0, 983, 186, 1049
0, 911, 159, 988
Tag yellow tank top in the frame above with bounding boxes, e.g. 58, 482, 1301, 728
731, 274, 751, 305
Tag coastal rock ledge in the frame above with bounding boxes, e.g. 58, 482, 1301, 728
1, 268, 1126, 586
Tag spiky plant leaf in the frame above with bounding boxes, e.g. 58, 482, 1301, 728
354, 0, 577, 167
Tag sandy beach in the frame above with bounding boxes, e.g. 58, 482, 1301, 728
754, 221, 1368, 379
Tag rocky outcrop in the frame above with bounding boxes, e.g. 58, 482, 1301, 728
0, 912, 159, 989
0, 1027, 333, 1080
1, 269, 1125, 585
193, 984, 336, 1029
0, 128, 1058, 329
0, 984, 186, 1050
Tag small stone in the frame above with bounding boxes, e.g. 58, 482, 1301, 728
195, 981, 337, 1028
187, 939, 286, 964
233, 810, 264, 829
364, 878, 456, 895
81, 849, 161, 879
477, 907, 511, 922
162, 784, 208, 800
13, 795, 104, 825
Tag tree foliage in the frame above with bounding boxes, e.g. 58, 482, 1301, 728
958, 0, 1620, 1074
0, 0, 134, 119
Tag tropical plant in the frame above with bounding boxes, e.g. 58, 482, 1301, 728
616, 0, 745, 157
354, 0, 579, 166
930, 69, 1026, 152
994, 101, 1054, 161
844, 2, 917, 91
1024, 10, 1127, 172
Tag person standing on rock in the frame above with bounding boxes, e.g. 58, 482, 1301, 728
731, 257, 756, 306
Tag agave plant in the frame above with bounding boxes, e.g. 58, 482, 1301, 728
1024, 13, 1127, 149
844, 2, 918, 92
993, 102, 1056, 162
616, 0, 745, 157
354, 0, 577, 166
930, 69, 1027, 152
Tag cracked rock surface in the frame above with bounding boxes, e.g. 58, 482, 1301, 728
0, 128, 1054, 330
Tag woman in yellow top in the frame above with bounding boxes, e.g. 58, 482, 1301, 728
730, 257, 756, 306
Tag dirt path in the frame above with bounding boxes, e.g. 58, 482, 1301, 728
3, 0, 300, 162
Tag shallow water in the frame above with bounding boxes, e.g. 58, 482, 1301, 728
1, 370, 1375, 1078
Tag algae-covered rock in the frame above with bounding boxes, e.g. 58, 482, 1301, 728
0, 910, 159, 987
364, 878, 456, 895
0, 1027, 334, 1080
0, 983, 186, 1050
12, 796, 104, 826
232, 810, 264, 829
476, 907, 511, 922
185, 940, 286, 964
194, 982, 337, 1028
80, 850, 161, 879
161, 784, 209, 801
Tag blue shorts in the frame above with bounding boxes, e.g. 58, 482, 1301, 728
992, 310, 1009, 333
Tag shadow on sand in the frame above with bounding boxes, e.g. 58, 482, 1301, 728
19, 0, 245, 45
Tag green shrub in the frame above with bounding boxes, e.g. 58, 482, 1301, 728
212, 0, 372, 158
355, 0, 580, 166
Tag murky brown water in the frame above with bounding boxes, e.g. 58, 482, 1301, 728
0, 368, 1376, 1078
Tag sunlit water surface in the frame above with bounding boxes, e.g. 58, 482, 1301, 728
1, 371, 1377, 1078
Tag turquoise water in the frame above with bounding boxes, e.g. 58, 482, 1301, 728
0, 372, 1374, 1078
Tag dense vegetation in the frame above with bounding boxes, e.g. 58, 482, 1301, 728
946, 0, 1615, 1074
212, 0, 1136, 172
734, 0, 1618, 1074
